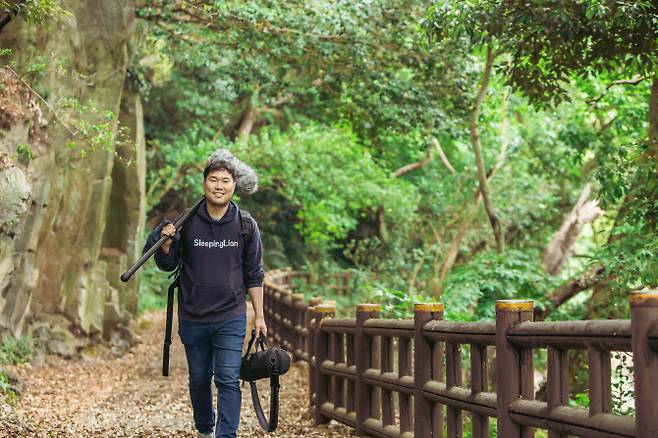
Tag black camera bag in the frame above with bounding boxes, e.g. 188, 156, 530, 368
240, 330, 291, 432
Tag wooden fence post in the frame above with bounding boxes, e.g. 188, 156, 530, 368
631, 290, 658, 437
291, 293, 305, 360
471, 341, 489, 437
356, 303, 381, 435
307, 297, 324, 409
496, 300, 534, 438
281, 289, 293, 351
414, 303, 444, 438
313, 302, 336, 425
262, 283, 269, 319
272, 286, 281, 345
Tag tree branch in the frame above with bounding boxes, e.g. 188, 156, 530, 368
392, 145, 434, 177
2, 65, 80, 139
586, 75, 647, 106
138, 1, 426, 61
431, 137, 456, 175
393, 137, 457, 178
148, 163, 203, 203
537, 265, 605, 321
0, 1, 25, 34
469, 46, 505, 253
236, 93, 259, 143
649, 75, 658, 175
0, 12, 12, 33
432, 87, 510, 297
542, 183, 602, 275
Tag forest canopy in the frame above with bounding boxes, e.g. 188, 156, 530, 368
127, 0, 657, 320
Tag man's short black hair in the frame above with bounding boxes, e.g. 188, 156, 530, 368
203, 161, 236, 180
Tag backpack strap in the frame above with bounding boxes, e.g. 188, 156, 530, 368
162, 205, 197, 377
238, 208, 255, 260
162, 276, 178, 377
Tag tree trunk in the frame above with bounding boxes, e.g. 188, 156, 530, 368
233, 85, 261, 142
237, 100, 258, 142
431, 88, 510, 297
470, 46, 505, 253
544, 75, 658, 320
650, 75, 658, 175
434, 202, 479, 296
543, 183, 602, 275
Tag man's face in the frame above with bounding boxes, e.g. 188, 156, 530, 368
204, 169, 236, 207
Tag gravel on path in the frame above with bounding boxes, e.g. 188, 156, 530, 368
0, 309, 355, 438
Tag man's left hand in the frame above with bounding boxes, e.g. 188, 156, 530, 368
254, 315, 267, 339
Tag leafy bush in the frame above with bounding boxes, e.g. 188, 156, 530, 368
0, 370, 19, 405
0, 371, 9, 392
138, 260, 171, 313
0, 334, 35, 366
363, 284, 433, 319
442, 249, 558, 320
239, 124, 420, 248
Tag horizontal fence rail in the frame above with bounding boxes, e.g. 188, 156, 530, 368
263, 270, 658, 437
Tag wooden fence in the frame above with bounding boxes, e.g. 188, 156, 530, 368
264, 270, 658, 438
283, 270, 353, 295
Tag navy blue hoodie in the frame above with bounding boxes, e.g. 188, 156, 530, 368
144, 200, 264, 322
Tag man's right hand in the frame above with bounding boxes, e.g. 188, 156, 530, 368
160, 223, 177, 254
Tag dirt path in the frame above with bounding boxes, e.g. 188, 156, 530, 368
0, 310, 354, 437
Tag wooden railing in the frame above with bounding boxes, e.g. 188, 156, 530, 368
280, 269, 353, 295
264, 270, 658, 437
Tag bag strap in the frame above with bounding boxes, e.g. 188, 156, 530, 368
245, 330, 267, 354
161, 204, 200, 377
249, 375, 280, 432
244, 330, 257, 355
162, 276, 179, 377
244, 329, 280, 432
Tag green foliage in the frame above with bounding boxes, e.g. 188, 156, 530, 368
0, 334, 34, 366
427, 0, 657, 104
58, 98, 120, 155
442, 249, 558, 320
137, 0, 474, 143
425, 0, 658, 314
363, 285, 432, 319
0, 0, 69, 24
501, 1, 657, 105
0, 371, 9, 393
611, 352, 635, 416
242, 124, 419, 247
144, 126, 217, 206
135, 0, 655, 331
0, 370, 19, 405
14, 143, 33, 163
570, 391, 590, 409
138, 259, 171, 314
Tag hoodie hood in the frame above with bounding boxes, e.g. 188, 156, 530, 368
197, 199, 238, 240
197, 199, 238, 224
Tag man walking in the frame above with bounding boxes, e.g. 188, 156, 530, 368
144, 150, 266, 437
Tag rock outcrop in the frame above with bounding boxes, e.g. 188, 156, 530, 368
0, 0, 144, 354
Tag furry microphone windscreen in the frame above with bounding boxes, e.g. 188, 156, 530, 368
206, 149, 259, 195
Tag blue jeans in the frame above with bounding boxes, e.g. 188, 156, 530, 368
178, 313, 246, 437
